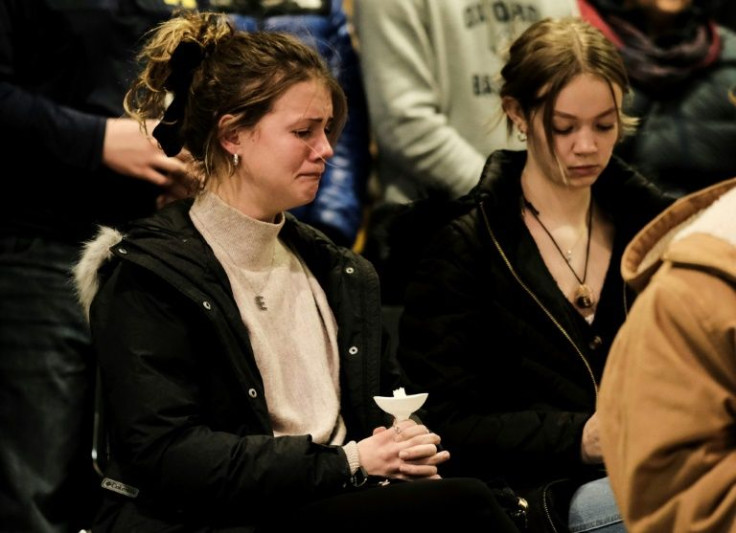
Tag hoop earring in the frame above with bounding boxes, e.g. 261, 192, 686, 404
517, 130, 527, 143
233, 153, 240, 166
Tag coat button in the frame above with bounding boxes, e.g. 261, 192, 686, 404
248, 388, 258, 398
345, 266, 355, 274
588, 335, 603, 350
348, 346, 359, 355
202, 301, 212, 310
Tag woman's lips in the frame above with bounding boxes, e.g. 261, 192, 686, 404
568, 165, 600, 178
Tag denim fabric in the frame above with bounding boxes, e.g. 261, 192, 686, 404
0, 236, 100, 532
568, 476, 626, 532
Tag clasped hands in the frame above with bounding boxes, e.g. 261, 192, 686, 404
356, 419, 450, 482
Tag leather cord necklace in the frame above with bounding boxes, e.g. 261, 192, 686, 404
523, 196, 595, 309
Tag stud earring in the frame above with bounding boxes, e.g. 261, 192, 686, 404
233, 153, 240, 166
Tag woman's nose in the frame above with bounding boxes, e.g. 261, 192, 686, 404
310, 132, 334, 161
574, 129, 598, 153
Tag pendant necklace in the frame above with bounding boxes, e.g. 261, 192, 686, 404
244, 247, 277, 311
523, 196, 595, 309
190, 203, 278, 312
214, 239, 277, 312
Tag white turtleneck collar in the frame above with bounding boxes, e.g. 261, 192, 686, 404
189, 190, 286, 269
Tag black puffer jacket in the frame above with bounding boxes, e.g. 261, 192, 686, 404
395, 150, 672, 526
617, 28, 736, 197
77, 198, 398, 532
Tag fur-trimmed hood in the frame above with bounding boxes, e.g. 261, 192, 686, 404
73, 226, 124, 320
622, 177, 736, 293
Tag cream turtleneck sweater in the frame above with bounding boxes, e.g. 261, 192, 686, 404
189, 191, 348, 447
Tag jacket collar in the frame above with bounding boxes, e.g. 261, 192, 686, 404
468, 149, 673, 329
74, 225, 124, 320
471, 149, 672, 235
73, 197, 351, 319
73, 198, 212, 320
623, 177, 736, 292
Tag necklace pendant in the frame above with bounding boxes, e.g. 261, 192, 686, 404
574, 284, 595, 309
255, 295, 268, 311
565, 250, 573, 262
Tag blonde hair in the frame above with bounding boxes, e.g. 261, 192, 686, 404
500, 17, 637, 161
124, 11, 347, 188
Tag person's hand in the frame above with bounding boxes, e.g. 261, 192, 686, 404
156, 149, 201, 208
102, 117, 197, 197
358, 419, 450, 481
581, 412, 603, 464
393, 420, 451, 479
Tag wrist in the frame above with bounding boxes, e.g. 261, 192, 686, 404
342, 441, 367, 487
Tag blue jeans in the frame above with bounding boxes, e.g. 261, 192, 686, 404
568, 477, 626, 532
0, 236, 100, 532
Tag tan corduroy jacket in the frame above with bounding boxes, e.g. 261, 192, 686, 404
598, 177, 736, 533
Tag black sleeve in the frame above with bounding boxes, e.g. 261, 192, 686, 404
0, 1, 106, 173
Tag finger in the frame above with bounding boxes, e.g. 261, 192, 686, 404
393, 423, 430, 441
399, 443, 437, 461
156, 156, 189, 177
402, 448, 451, 465
394, 419, 418, 432
397, 463, 439, 478
404, 431, 441, 448
372, 426, 388, 436
139, 168, 173, 187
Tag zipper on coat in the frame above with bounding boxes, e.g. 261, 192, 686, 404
542, 479, 567, 533
480, 202, 598, 403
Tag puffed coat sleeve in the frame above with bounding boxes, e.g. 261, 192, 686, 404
599, 247, 736, 532
90, 260, 349, 519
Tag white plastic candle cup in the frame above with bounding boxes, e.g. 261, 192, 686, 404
373, 392, 428, 422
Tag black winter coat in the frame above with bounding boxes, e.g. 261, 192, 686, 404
395, 150, 672, 526
84, 199, 398, 531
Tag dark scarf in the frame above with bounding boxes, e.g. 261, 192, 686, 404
579, 0, 722, 91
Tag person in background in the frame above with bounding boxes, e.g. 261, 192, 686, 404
352, 0, 579, 205
0, 2, 195, 531
228, 0, 372, 248
73, 11, 523, 532
597, 177, 736, 533
395, 17, 673, 532
578, 0, 736, 197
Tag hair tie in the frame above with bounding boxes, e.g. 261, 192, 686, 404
153, 40, 204, 156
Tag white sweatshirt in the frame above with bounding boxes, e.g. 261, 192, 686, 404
354, 0, 580, 203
